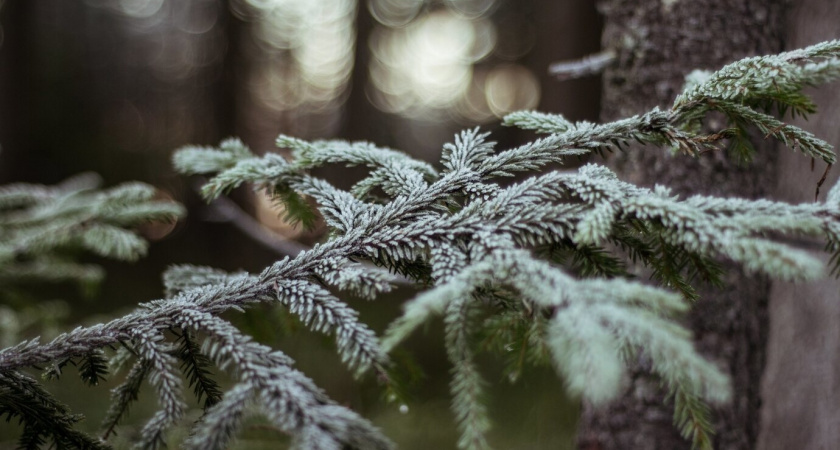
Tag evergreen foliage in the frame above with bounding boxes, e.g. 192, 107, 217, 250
0, 173, 183, 448
0, 172, 184, 342
3, 40, 840, 449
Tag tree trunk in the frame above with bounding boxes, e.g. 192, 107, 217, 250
578, 1, 785, 449
758, 2, 840, 449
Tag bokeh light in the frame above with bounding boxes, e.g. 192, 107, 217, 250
366, 0, 539, 123
118, 0, 164, 19
78, 0, 542, 143
241, 0, 356, 138
485, 63, 540, 117
249, 0, 355, 110
368, 0, 423, 28
444, 0, 498, 19
368, 9, 499, 120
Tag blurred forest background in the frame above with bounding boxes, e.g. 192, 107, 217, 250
0, 0, 604, 448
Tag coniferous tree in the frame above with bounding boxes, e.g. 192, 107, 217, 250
2, 40, 840, 450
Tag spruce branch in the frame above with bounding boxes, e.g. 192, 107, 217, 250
0, 370, 106, 449
175, 306, 393, 450
445, 298, 491, 450
100, 359, 149, 440
0, 175, 184, 265
4, 41, 840, 449
670, 384, 716, 450
174, 330, 222, 410
130, 326, 186, 450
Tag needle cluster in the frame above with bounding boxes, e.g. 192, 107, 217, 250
3, 40, 840, 450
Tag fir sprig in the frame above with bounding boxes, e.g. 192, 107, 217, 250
0, 370, 107, 450
0, 173, 184, 264
174, 330, 222, 410
3, 40, 840, 450
100, 359, 149, 440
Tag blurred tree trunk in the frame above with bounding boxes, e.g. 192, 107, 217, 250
758, 2, 840, 449
578, 1, 786, 449
0, 0, 33, 183
216, 0, 244, 142
340, 0, 376, 142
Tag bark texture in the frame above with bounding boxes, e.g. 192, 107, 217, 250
759, 2, 840, 449
578, 1, 785, 449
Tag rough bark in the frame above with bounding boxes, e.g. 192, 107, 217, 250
578, 1, 786, 449
758, 2, 840, 449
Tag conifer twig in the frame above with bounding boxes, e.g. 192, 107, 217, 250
4, 39, 840, 450
549, 49, 617, 80
199, 187, 310, 257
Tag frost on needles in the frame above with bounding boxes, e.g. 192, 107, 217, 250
0, 173, 184, 448
4, 40, 840, 450
0, 173, 184, 340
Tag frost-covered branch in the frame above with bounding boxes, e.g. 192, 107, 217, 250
3, 40, 840, 450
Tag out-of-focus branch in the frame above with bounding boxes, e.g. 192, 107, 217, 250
549, 49, 617, 80
200, 192, 311, 257
197, 186, 414, 285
